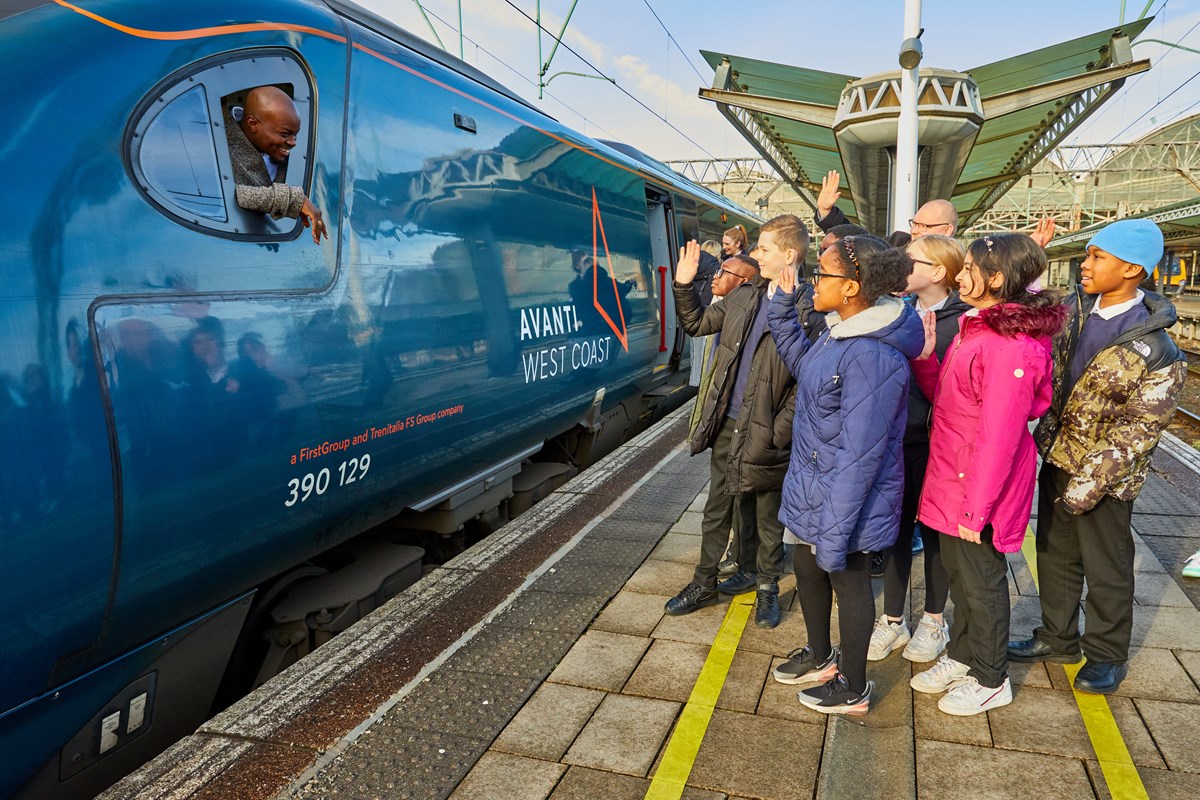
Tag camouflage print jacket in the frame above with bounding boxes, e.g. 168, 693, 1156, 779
1034, 287, 1187, 513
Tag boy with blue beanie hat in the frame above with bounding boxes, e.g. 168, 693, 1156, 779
1009, 218, 1187, 694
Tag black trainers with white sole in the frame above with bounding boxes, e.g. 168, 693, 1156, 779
797, 673, 873, 716
771, 645, 839, 685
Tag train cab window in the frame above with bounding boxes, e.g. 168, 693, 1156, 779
128, 51, 315, 240
138, 85, 226, 221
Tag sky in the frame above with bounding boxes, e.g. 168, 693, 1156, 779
353, 0, 1200, 164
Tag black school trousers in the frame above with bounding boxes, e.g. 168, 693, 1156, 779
694, 417, 784, 589
941, 526, 1010, 689
1032, 463, 1135, 665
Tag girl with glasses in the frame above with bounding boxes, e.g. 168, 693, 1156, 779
767, 235, 923, 715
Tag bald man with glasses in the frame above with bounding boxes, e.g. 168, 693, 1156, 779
810, 171, 1056, 247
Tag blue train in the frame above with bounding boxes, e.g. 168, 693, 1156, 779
0, 1, 757, 796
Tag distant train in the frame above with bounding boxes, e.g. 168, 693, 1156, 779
0, 2, 757, 796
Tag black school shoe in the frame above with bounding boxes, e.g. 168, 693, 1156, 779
797, 673, 873, 716
664, 582, 719, 616
716, 570, 757, 595
1074, 661, 1128, 694
1007, 637, 1082, 664
755, 584, 780, 628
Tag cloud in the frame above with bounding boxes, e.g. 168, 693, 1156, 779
612, 53, 710, 120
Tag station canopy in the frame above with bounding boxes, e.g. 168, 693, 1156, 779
700, 18, 1154, 234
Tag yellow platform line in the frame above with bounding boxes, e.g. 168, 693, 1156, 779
1020, 531, 1149, 800
644, 592, 755, 800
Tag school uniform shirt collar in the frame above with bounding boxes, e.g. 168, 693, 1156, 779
1089, 290, 1143, 320
915, 295, 949, 316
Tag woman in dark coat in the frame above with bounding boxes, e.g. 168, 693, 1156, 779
766, 235, 923, 715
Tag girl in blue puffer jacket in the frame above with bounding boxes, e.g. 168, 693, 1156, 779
766, 235, 924, 716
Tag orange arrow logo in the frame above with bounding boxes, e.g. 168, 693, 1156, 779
591, 188, 629, 352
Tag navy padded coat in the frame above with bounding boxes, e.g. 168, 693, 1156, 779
768, 293, 924, 572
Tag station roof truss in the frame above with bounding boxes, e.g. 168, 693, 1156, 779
699, 17, 1154, 234
965, 113, 1200, 240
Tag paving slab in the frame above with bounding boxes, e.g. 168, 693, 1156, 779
1134, 474, 1200, 516
1087, 761, 1200, 800
1132, 514, 1200, 538
623, 639, 709, 703
715, 649, 772, 714
649, 601, 729, 645
649, 532, 705, 564
670, 511, 706, 536
549, 767, 724, 800
1007, 660, 1053, 688
687, 491, 709, 513
385, 670, 539, 741
591, 589, 670, 637
854, 651, 915, 729
755, 661, 831, 725
625, 558, 698, 595
913, 688, 992, 747
559, 536, 657, 569
489, 589, 607, 635
1175, 649, 1200, 688
1009, 595, 1046, 639
1134, 540, 1170, 573
1107, 647, 1200, 703
815, 720, 915, 800
449, 752, 566, 800
1131, 604, 1200, 650
988, 686, 1162, 768
734, 602, 815, 656
915, 739, 1094, 799
1133, 697, 1200, 773
299, 728, 490, 800
670, 709, 822, 800
1007, 552, 1039, 596
532, 562, 633, 595
1134, 570, 1195, 607
588, 518, 680, 543
491, 683, 606, 762
547, 630, 650, 692
562, 694, 680, 776
440, 624, 578, 680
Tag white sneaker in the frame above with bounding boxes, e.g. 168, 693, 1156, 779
937, 676, 1013, 716
910, 655, 970, 694
903, 614, 950, 663
867, 615, 911, 661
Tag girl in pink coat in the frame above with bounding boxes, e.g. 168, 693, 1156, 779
908, 233, 1067, 717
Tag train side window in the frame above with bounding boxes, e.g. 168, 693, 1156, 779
138, 85, 226, 222
127, 50, 315, 240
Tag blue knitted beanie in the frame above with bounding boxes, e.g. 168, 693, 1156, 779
1086, 219, 1163, 275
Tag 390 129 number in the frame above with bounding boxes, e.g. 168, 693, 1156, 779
285, 453, 371, 507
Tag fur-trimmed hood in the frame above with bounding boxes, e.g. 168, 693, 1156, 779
975, 301, 1068, 339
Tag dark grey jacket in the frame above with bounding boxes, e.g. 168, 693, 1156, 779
674, 276, 825, 492
223, 108, 306, 219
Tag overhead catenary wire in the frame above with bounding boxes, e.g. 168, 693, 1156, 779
1109, 64, 1200, 144
1068, 0, 1193, 144
501, 0, 720, 159
639, 0, 709, 84
420, 4, 619, 140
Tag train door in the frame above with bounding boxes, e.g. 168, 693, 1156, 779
646, 186, 679, 372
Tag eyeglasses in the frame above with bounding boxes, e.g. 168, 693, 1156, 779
716, 267, 752, 280
810, 270, 852, 284
909, 257, 935, 267
909, 219, 952, 232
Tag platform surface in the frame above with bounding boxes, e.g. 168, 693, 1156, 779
102, 406, 1200, 800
